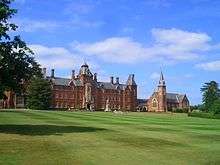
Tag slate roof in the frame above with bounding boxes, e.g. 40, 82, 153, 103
137, 99, 147, 107
166, 93, 185, 103
47, 77, 128, 90
97, 82, 127, 90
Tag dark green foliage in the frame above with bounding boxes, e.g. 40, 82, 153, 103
188, 111, 220, 119
210, 99, 220, 114
172, 108, 189, 113
201, 81, 220, 112
0, 0, 41, 99
26, 77, 52, 110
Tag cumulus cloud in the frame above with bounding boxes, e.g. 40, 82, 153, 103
29, 44, 102, 78
72, 28, 215, 63
73, 37, 150, 63
14, 17, 104, 32
29, 44, 83, 69
15, 19, 60, 32
196, 60, 220, 71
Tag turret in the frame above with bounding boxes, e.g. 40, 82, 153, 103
78, 62, 93, 84
125, 74, 137, 110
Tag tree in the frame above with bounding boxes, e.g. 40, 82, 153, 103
210, 99, 220, 114
201, 81, 220, 112
26, 77, 52, 110
0, 0, 42, 99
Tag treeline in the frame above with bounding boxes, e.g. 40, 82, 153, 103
190, 81, 220, 117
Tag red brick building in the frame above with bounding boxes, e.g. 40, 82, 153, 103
46, 63, 137, 111
147, 72, 190, 112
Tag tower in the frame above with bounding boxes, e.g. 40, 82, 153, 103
157, 72, 167, 112
126, 74, 137, 110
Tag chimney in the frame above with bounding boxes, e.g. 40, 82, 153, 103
42, 68, 46, 78
94, 73, 97, 81
71, 70, 75, 79
110, 76, 114, 84
116, 77, 119, 84
51, 69, 55, 78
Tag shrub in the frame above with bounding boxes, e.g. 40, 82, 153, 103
188, 111, 220, 119
210, 99, 220, 114
172, 108, 189, 113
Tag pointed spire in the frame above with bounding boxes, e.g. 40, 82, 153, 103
158, 71, 165, 86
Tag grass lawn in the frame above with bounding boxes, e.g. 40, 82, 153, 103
0, 110, 220, 165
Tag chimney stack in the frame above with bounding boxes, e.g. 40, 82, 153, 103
94, 73, 97, 81
42, 68, 46, 78
110, 76, 114, 84
71, 70, 75, 79
51, 69, 55, 78
116, 77, 119, 84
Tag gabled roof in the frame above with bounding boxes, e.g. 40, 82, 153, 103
47, 77, 83, 86
166, 93, 186, 103
97, 82, 127, 90
47, 76, 128, 90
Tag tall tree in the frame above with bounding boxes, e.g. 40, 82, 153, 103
201, 81, 220, 112
0, 0, 42, 99
26, 77, 52, 110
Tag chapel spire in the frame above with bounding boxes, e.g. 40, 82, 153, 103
158, 71, 165, 86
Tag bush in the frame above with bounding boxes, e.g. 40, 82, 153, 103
210, 99, 220, 114
172, 108, 189, 113
188, 111, 220, 119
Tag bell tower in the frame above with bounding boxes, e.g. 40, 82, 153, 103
157, 72, 167, 112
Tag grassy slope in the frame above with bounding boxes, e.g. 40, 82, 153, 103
0, 110, 220, 165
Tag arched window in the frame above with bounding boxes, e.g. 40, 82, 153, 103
152, 98, 157, 107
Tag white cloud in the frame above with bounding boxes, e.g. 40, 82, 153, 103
15, 19, 60, 32
29, 44, 102, 78
72, 28, 215, 63
29, 44, 83, 69
196, 60, 220, 71
14, 16, 104, 32
73, 37, 151, 63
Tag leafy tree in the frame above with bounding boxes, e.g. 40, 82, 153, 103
26, 77, 52, 110
201, 81, 220, 112
210, 99, 220, 114
0, 0, 41, 99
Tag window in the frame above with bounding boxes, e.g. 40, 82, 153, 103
152, 98, 157, 107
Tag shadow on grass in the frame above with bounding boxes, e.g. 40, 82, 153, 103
0, 124, 107, 136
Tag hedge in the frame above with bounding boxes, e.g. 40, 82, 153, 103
188, 111, 220, 119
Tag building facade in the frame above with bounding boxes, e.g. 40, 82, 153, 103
147, 72, 190, 112
47, 63, 137, 111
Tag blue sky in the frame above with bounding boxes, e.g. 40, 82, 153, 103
12, 0, 220, 105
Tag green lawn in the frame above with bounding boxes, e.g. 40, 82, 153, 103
0, 110, 220, 165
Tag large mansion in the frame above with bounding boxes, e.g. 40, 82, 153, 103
47, 63, 137, 111
0, 63, 190, 112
